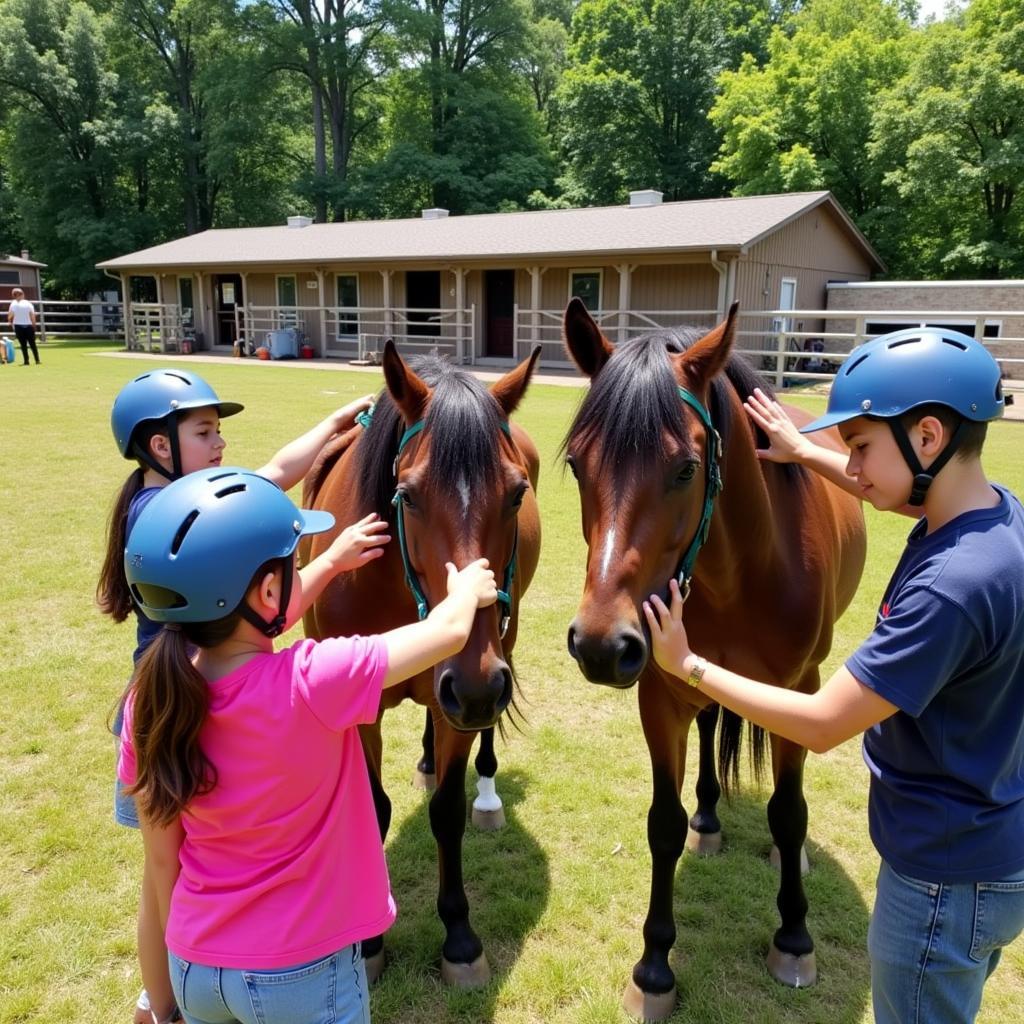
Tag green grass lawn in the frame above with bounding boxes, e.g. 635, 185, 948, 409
1, 340, 1022, 1024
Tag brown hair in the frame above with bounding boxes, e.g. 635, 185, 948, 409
125, 560, 282, 825
96, 420, 171, 621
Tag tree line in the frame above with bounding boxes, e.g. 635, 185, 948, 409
0, 0, 1021, 294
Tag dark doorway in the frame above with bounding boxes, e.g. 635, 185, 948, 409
406, 270, 441, 336
485, 270, 515, 358
215, 274, 243, 347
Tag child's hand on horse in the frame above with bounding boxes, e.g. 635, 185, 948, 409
328, 512, 391, 572
330, 393, 377, 434
743, 388, 813, 464
643, 579, 693, 676
445, 559, 498, 609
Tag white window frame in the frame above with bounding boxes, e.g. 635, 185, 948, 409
275, 274, 298, 327
569, 268, 603, 312
864, 317, 1002, 342
336, 273, 360, 340
778, 277, 798, 333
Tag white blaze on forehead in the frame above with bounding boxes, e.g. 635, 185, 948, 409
457, 474, 472, 519
599, 526, 617, 581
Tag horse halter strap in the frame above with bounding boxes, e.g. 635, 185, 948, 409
388, 415, 519, 638
673, 386, 723, 600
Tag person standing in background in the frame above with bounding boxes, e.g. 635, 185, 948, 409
8, 287, 40, 365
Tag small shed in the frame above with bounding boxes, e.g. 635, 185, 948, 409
96, 191, 883, 366
0, 252, 45, 303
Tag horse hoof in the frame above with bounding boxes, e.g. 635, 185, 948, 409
685, 827, 722, 856
441, 952, 491, 988
364, 948, 386, 984
767, 944, 817, 988
622, 978, 677, 1022
412, 769, 436, 792
471, 805, 506, 830
769, 844, 809, 875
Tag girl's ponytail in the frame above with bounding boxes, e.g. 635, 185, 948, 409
127, 624, 220, 826
97, 468, 146, 621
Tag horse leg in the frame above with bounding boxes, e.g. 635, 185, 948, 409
765, 731, 816, 988
430, 724, 490, 987
685, 703, 722, 856
471, 727, 505, 830
413, 705, 437, 791
622, 687, 692, 1022
358, 719, 392, 983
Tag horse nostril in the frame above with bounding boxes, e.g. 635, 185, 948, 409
437, 669, 461, 718
616, 628, 647, 682
494, 666, 513, 713
567, 624, 579, 661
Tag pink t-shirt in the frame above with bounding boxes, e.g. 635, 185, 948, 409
119, 634, 395, 969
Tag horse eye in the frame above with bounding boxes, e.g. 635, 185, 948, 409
675, 462, 699, 485
399, 489, 415, 509
511, 485, 527, 509
566, 455, 579, 480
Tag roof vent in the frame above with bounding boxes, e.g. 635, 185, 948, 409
287, 215, 313, 229
421, 208, 449, 220
21, 249, 30, 260
629, 190, 663, 208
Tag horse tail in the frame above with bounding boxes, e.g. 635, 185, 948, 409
717, 707, 768, 798
303, 426, 361, 509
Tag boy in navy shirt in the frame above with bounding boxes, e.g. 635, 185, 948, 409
644, 328, 1024, 1024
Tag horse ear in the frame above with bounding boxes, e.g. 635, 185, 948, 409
490, 345, 541, 417
563, 297, 614, 378
674, 302, 739, 389
382, 339, 430, 423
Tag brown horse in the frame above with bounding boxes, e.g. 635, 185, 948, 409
303, 341, 541, 986
561, 299, 866, 1020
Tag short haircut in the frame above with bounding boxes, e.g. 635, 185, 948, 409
897, 404, 988, 460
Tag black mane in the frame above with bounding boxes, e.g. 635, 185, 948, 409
563, 326, 795, 483
356, 356, 505, 517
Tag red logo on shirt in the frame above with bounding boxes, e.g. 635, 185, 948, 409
881, 601, 891, 618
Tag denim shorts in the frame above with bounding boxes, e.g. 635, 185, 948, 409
113, 704, 140, 830
868, 859, 1024, 1024
169, 945, 370, 1024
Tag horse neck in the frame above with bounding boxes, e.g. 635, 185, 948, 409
694, 386, 778, 604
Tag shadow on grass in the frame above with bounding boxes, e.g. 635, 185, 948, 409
371, 766, 549, 1024
664, 790, 872, 1023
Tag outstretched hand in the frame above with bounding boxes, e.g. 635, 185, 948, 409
331, 394, 376, 434
445, 558, 498, 609
642, 579, 692, 677
743, 388, 811, 464
329, 513, 390, 572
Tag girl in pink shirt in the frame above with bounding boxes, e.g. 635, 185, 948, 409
118, 466, 497, 1024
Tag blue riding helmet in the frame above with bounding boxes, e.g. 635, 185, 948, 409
800, 328, 1004, 434
801, 328, 1005, 505
125, 467, 334, 636
111, 369, 244, 478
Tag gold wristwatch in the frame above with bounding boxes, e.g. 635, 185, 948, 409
685, 655, 708, 688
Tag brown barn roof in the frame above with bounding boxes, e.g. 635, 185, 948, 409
97, 191, 883, 271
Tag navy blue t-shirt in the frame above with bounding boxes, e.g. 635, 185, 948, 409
847, 485, 1024, 883
127, 485, 164, 663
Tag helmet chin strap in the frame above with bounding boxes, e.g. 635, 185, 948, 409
238, 554, 295, 638
887, 418, 969, 507
131, 411, 183, 481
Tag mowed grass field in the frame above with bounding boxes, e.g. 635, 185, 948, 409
1, 340, 1022, 1024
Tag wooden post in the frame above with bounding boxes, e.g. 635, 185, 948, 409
616, 262, 635, 345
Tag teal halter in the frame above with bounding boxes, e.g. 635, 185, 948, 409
673, 387, 723, 601
380, 410, 519, 638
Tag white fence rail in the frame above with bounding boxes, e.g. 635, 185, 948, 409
63, 297, 1023, 384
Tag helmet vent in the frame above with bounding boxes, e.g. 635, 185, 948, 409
844, 352, 870, 375
888, 338, 919, 349
215, 483, 247, 499
208, 471, 235, 482
170, 509, 201, 555
131, 582, 187, 610
165, 372, 193, 386
941, 337, 968, 351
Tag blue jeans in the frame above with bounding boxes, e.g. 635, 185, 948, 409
169, 945, 371, 1024
868, 860, 1024, 1024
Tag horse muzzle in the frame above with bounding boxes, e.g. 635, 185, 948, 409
567, 619, 648, 688
435, 662, 513, 731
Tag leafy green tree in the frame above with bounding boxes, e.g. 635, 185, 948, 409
710, 0, 908, 224
871, 0, 1024, 276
